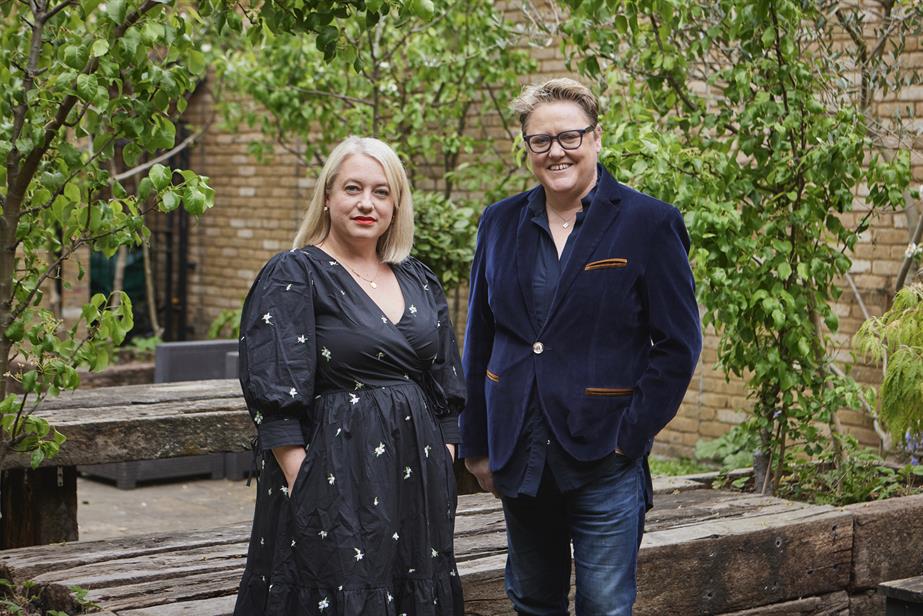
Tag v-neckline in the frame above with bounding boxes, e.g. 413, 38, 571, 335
309, 245, 408, 326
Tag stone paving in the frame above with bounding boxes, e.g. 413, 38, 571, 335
77, 475, 256, 541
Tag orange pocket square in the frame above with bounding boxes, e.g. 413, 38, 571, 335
585, 258, 628, 271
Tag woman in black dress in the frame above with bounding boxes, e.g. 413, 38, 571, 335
233, 136, 465, 615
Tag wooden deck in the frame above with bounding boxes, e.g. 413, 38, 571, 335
0, 480, 856, 615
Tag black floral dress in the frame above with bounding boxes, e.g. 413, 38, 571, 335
233, 246, 465, 616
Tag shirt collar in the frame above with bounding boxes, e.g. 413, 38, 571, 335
527, 164, 603, 220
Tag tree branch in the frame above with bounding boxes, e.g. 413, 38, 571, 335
112, 124, 208, 182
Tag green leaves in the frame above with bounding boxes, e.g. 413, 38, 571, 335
91, 39, 110, 58
563, 0, 919, 492
0, 0, 214, 469
149, 164, 172, 190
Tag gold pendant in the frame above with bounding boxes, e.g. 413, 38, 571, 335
370, 282, 377, 289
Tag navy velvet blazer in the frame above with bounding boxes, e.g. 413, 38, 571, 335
460, 167, 702, 469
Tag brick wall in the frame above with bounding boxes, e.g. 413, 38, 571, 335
169, 11, 922, 457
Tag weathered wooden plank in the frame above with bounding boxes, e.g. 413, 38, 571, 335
716, 591, 849, 615
1, 466, 78, 548
879, 576, 923, 605
636, 508, 853, 615
846, 494, 923, 590
1, 380, 251, 470
115, 595, 237, 616
849, 589, 886, 616
0, 489, 858, 615
0, 523, 251, 580
86, 567, 244, 610
38, 380, 243, 411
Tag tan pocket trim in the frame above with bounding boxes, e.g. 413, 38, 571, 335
486, 369, 500, 383
585, 258, 628, 271
585, 387, 634, 397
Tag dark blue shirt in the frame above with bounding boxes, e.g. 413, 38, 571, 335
492, 174, 625, 498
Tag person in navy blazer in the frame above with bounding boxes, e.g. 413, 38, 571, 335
460, 79, 702, 615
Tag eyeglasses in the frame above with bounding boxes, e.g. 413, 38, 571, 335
522, 124, 597, 154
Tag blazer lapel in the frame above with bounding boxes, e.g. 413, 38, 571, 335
542, 170, 623, 330
515, 188, 543, 335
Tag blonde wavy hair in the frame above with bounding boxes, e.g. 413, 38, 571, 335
292, 136, 414, 263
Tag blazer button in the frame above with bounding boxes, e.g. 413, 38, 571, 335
532, 341, 544, 354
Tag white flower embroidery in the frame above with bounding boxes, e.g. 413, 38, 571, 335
260, 537, 264, 546
291, 539, 296, 548
262, 312, 273, 325
424, 445, 431, 458
289, 387, 297, 398
408, 568, 416, 574
374, 442, 386, 457
432, 547, 439, 558
335, 427, 342, 437
436, 320, 441, 328
329, 261, 337, 266
373, 496, 379, 506
321, 347, 332, 361
338, 585, 343, 591
297, 334, 307, 344
267, 487, 272, 495
353, 547, 364, 561
349, 393, 359, 405
403, 466, 412, 479
423, 283, 429, 291
281, 486, 289, 497
392, 532, 400, 540
449, 570, 456, 577
327, 473, 336, 485
405, 415, 411, 421
354, 381, 364, 390
318, 530, 328, 539
381, 315, 388, 323
409, 304, 417, 314
318, 597, 329, 610
452, 365, 457, 376
387, 592, 393, 603
253, 411, 263, 425
285, 283, 292, 291
377, 351, 384, 360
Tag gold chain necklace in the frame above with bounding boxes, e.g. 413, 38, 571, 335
342, 260, 381, 288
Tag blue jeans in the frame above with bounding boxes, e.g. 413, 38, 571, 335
501, 456, 646, 616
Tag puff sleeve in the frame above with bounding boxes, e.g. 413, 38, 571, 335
238, 250, 316, 451
417, 261, 466, 444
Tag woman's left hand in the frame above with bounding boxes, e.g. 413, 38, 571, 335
446, 443, 456, 461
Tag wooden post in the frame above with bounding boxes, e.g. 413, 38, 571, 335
1, 466, 78, 548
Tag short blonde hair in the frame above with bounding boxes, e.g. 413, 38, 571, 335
292, 136, 414, 263
510, 78, 599, 132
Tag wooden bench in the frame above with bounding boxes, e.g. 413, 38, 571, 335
880, 576, 923, 615
1, 380, 252, 547
0, 478, 860, 615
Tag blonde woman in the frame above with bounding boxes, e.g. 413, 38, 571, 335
234, 136, 465, 615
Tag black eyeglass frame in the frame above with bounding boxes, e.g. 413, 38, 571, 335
522, 123, 597, 154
